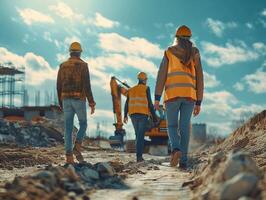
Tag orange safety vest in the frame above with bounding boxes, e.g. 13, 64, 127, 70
164, 50, 197, 102
128, 84, 149, 115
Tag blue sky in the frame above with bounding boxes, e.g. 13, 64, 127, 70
0, 0, 265, 137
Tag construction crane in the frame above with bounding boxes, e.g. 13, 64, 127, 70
109, 76, 168, 149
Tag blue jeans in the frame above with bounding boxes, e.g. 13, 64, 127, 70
130, 114, 148, 159
63, 98, 87, 153
165, 98, 194, 165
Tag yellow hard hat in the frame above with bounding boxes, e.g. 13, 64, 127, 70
69, 42, 82, 52
137, 72, 147, 81
175, 25, 192, 37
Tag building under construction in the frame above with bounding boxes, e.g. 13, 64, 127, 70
0, 62, 25, 108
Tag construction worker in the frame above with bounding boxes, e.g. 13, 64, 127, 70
124, 72, 157, 162
57, 42, 96, 164
154, 25, 204, 169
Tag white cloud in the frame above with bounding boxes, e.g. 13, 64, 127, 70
87, 53, 157, 91
232, 63, 266, 94
205, 18, 237, 37
252, 42, 266, 55
0, 47, 57, 85
56, 53, 68, 63
17, 8, 54, 25
233, 82, 244, 91
43, 32, 61, 48
49, 2, 83, 21
98, 33, 163, 58
203, 71, 220, 88
245, 22, 253, 29
243, 67, 266, 94
261, 9, 266, 16
88, 53, 158, 75
201, 41, 259, 67
204, 90, 238, 106
94, 12, 119, 28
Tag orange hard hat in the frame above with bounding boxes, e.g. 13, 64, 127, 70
69, 42, 82, 52
175, 25, 192, 37
137, 72, 148, 81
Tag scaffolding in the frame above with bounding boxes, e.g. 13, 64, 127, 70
0, 62, 25, 108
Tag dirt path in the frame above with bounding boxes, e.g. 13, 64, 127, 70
0, 146, 192, 199
91, 164, 191, 200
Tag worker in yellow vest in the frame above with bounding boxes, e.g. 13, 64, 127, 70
154, 25, 204, 169
124, 72, 157, 162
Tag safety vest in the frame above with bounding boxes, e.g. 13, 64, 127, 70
128, 84, 149, 115
164, 50, 197, 102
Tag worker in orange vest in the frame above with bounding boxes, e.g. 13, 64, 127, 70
124, 72, 157, 162
154, 25, 204, 169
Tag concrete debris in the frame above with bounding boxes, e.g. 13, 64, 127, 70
0, 162, 128, 200
0, 119, 63, 147
219, 173, 259, 200
222, 151, 261, 181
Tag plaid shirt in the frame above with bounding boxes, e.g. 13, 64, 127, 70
56, 56, 95, 107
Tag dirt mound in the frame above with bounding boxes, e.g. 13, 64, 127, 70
210, 110, 266, 170
0, 162, 127, 200
184, 110, 266, 200
0, 146, 64, 170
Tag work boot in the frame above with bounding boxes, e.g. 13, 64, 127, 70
73, 141, 84, 163
179, 163, 188, 171
66, 153, 75, 164
170, 149, 182, 167
137, 157, 145, 163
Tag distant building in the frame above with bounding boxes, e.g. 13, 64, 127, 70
0, 106, 62, 121
192, 123, 207, 143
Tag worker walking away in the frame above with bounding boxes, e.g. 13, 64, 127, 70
124, 72, 157, 162
57, 42, 96, 164
154, 25, 204, 169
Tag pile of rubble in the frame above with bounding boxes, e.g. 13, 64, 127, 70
0, 162, 127, 200
184, 110, 266, 199
0, 119, 64, 147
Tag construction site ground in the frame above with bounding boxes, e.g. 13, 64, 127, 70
0, 144, 192, 200
0, 110, 265, 200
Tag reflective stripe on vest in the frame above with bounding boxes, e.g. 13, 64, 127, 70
164, 49, 197, 102
128, 84, 149, 115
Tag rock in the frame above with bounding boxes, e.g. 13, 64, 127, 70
65, 165, 80, 181
82, 168, 100, 180
222, 151, 260, 181
210, 151, 225, 169
238, 197, 255, 200
64, 182, 85, 194
220, 173, 258, 200
232, 136, 249, 149
96, 162, 115, 177
33, 170, 57, 188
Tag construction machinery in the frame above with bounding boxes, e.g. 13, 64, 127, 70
109, 76, 168, 149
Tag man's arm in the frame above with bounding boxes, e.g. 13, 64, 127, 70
83, 64, 96, 106
154, 51, 168, 102
146, 87, 157, 120
56, 66, 62, 108
194, 48, 204, 106
124, 96, 129, 118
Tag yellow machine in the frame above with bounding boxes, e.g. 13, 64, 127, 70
109, 76, 168, 148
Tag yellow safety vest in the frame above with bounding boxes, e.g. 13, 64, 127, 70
128, 84, 149, 115
164, 50, 197, 102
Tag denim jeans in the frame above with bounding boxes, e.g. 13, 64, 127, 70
130, 114, 148, 159
165, 98, 195, 165
63, 98, 87, 153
